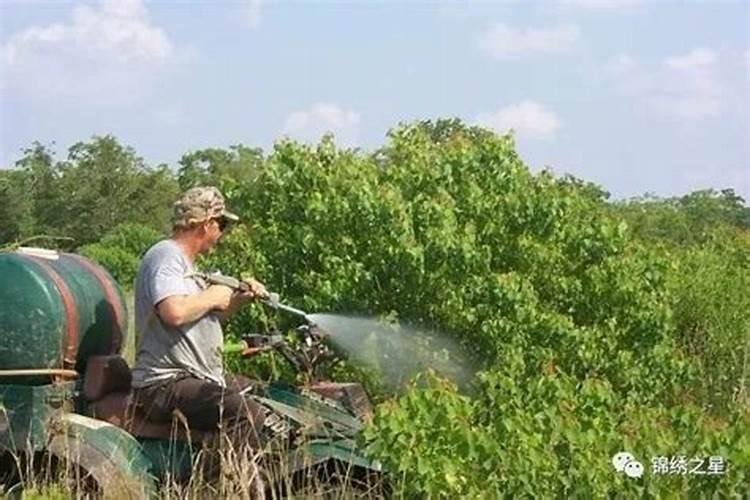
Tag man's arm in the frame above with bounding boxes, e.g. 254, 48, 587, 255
157, 285, 233, 327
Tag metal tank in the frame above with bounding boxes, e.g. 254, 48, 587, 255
0, 247, 127, 378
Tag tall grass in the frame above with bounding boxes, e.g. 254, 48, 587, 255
1, 407, 388, 499
124, 291, 136, 366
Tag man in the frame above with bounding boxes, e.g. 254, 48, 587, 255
131, 186, 267, 448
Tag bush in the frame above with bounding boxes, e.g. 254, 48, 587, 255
78, 223, 163, 288
667, 229, 750, 412
201, 120, 748, 496
57, 120, 747, 496
364, 370, 750, 498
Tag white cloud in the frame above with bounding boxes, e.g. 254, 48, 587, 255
604, 53, 638, 75
1, 0, 175, 105
243, 0, 263, 28
665, 48, 716, 71
283, 103, 361, 145
478, 23, 580, 60
474, 101, 562, 140
655, 48, 722, 119
561, 0, 644, 10
606, 47, 727, 120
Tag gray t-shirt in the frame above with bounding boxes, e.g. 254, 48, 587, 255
131, 239, 225, 388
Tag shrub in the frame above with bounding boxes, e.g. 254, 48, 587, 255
78, 223, 163, 288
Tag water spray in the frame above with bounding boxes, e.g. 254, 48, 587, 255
188, 272, 476, 388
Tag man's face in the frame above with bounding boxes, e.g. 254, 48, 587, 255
200, 217, 228, 252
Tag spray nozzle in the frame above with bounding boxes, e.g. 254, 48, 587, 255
262, 293, 314, 324
267, 292, 280, 308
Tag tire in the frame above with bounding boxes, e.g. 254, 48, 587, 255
46, 433, 152, 499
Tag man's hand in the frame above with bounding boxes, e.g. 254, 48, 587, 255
229, 277, 268, 306
206, 284, 234, 311
242, 278, 269, 301
212, 278, 267, 324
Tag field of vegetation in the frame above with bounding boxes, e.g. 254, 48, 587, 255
2, 119, 748, 497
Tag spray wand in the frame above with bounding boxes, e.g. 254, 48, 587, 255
186, 272, 334, 380
185, 272, 314, 323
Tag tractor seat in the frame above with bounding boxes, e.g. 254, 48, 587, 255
84, 355, 212, 443
83, 354, 132, 402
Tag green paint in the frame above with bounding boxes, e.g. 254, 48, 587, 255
0, 252, 126, 378
58, 413, 157, 497
0, 256, 65, 375
264, 383, 363, 435
0, 382, 76, 453
137, 438, 196, 481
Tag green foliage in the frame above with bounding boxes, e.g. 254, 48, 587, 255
178, 144, 264, 197
615, 188, 750, 246
0, 136, 178, 248
0, 168, 35, 244
7, 121, 748, 496
206, 120, 747, 497
0, 142, 57, 245
667, 229, 750, 412
365, 370, 750, 498
79, 223, 163, 288
8, 485, 70, 499
220, 121, 686, 398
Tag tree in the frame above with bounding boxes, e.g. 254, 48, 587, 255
0, 142, 63, 246
679, 188, 749, 230
0, 170, 31, 244
5, 136, 179, 248
614, 188, 749, 246
177, 145, 264, 199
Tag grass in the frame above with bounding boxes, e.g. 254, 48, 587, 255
1, 423, 389, 499
124, 291, 136, 366
5, 485, 69, 499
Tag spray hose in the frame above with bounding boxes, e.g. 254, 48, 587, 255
264, 292, 311, 322
185, 272, 314, 323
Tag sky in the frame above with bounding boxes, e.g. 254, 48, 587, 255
1, 0, 748, 200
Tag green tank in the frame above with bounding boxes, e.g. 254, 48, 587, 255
0, 248, 127, 377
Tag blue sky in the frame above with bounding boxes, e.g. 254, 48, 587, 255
1, 0, 748, 200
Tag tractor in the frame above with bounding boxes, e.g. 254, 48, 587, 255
0, 247, 386, 498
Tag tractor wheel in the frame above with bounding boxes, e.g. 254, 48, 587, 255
46, 433, 152, 499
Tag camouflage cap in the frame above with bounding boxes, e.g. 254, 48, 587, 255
172, 186, 239, 229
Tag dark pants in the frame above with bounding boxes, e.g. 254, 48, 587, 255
133, 374, 267, 451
